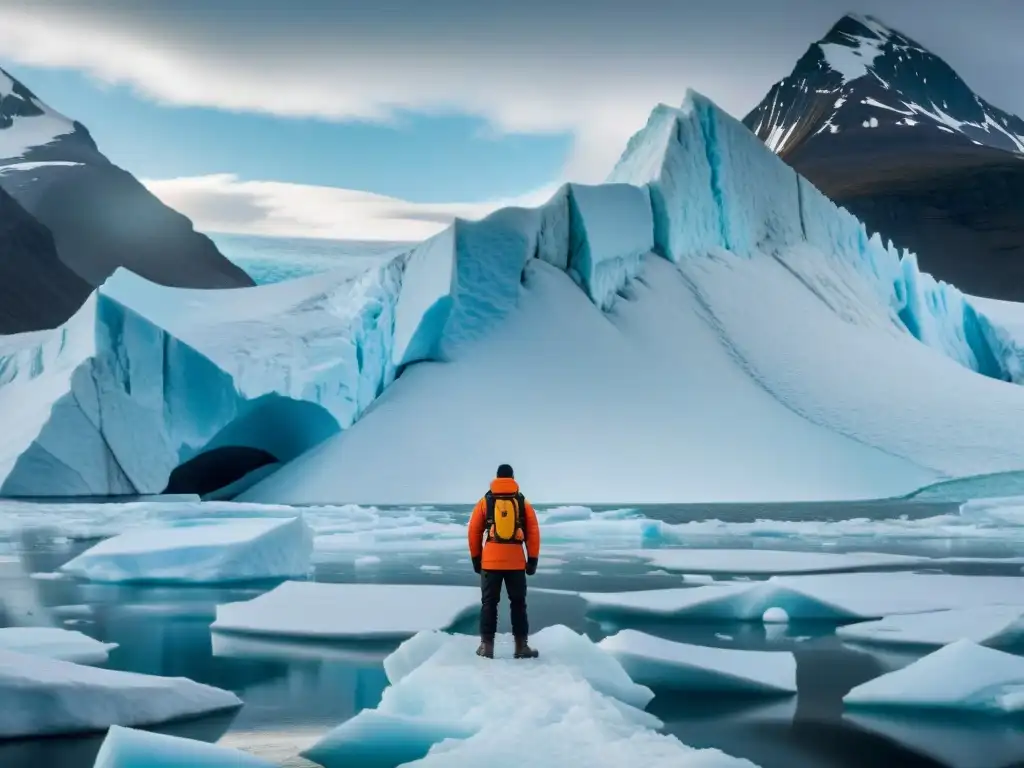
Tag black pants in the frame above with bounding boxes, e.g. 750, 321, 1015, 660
479, 569, 529, 639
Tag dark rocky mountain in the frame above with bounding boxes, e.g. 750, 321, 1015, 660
0, 65, 253, 331
0, 186, 92, 333
744, 14, 1024, 300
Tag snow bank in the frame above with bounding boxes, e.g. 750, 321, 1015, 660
597, 629, 796, 693
211, 581, 479, 640
837, 605, 1024, 649
302, 625, 755, 768
93, 725, 276, 768
60, 516, 313, 584
844, 640, 1024, 714
581, 572, 1024, 622
0, 627, 116, 664
0, 648, 240, 737
567, 183, 653, 308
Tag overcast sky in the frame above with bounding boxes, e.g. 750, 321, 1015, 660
1, 0, 1020, 240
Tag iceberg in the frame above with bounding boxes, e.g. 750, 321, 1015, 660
0, 627, 116, 664
93, 725, 275, 768
302, 625, 756, 768
837, 605, 1024, 649
580, 572, 1024, 622
60, 516, 313, 584
211, 581, 480, 641
7, 89, 1024, 504
0, 648, 240, 738
843, 640, 1024, 714
597, 629, 797, 694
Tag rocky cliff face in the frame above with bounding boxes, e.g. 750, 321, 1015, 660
744, 14, 1024, 300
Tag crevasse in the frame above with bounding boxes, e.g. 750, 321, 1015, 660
0, 89, 1016, 496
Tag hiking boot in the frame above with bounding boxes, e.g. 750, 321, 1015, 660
514, 636, 539, 659
476, 638, 494, 659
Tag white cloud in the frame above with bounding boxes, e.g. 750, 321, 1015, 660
142, 173, 560, 240
0, 2, 822, 183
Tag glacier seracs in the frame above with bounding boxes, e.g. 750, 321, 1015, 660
4, 89, 1024, 502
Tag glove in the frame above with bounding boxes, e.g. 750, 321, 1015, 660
525, 557, 538, 576
472, 556, 482, 574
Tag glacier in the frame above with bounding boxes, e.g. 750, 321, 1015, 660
4, 90, 1024, 502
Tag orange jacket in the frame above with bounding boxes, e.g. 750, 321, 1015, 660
468, 477, 541, 571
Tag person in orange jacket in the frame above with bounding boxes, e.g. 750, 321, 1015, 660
467, 463, 541, 659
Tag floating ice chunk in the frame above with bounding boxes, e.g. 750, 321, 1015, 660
623, 548, 925, 575
93, 725, 275, 768
597, 629, 796, 694
60, 517, 313, 584
0, 649, 240, 738
0, 627, 117, 664
762, 607, 789, 624
302, 710, 478, 768
566, 183, 653, 309
844, 640, 1024, 714
304, 626, 754, 768
582, 573, 1024, 622
838, 605, 1024, 649
212, 582, 479, 641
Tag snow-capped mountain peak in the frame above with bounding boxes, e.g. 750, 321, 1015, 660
0, 67, 90, 162
745, 14, 1024, 156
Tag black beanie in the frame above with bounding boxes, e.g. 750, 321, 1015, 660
496, 464, 514, 478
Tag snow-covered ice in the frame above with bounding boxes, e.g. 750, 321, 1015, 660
597, 629, 797, 693
837, 605, 1024, 649
0, 648, 240, 737
844, 640, 1024, 714
93, 725, 276, 768
211, 581, 480, 641
0, 627, 116, 664
580, 572, 1024, 622
302, 625, 756, 768
60, 516, 313, 584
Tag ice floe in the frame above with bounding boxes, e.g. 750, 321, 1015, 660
838, 605, 1024, 649
211, 581, 480, 641
597, 629, 796, 693
844, 640, 1024, 714
620, 549, 926, 575
93, 725, 276, 768
60, 516, 313, 584
580, 572, 1024, 622
0, 627, 116, 664
0, 648, 240, 738
302, 625, 756, 768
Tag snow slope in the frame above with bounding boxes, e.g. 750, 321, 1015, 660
244, 92, 1024, 505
